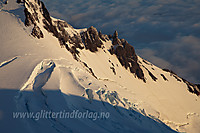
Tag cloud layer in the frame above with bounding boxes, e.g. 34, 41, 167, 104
43, 0, 200, 83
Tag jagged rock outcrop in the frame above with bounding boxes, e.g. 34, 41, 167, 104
53, 20, 84, 51
99, 31, 109, 42
161, 74, 168, 81
109, 31, 145, 82
81, 26, 103, 52
24, 8, 35, 26
142, 65, 157, 82
31, 25, 44, 39
40, 1, 59, 38
23, 0, 63, 40
24, 0, 43, 38
182, 79, 200, 96
112, 31, 122, 46
196, 84, 200, 94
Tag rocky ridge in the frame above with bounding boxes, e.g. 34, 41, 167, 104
18, 0, 200, 96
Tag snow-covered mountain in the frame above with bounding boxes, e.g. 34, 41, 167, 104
0, 0, 200, 133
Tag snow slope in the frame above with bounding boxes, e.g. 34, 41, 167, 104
0, 0, 199, 133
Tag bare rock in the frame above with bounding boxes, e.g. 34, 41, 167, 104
99, 31, 109, 42
81, 26, 103, 52
112, 30, 122, 45
110, 31, 145, 81
31, 25, 44, 39
24, 8, 35, 26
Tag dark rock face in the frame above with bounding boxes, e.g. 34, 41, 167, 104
23, 0, 61, 39
53, 20, 84, 59
99, 31, 109, 42
53, 20, 84, 51
24, 0, 44, 39
41, 1, 51, 23
112, 31, 122, 46
196, 84, 200, 95
182, 79, 200, 96
142, 65, 157, 82
39, 1, 59, 39
70, 35, 83, 49
148, 70, 157, 81
42, 19, 58, 37
110, 67, 116, 75
31, 25, 44, 39
56, 20, 70, 30
161, 74, 168, 81
54, 21, 70, 46
82, 61, 97, 79
109, 31, 145, 82
24, 8, 35, 26
81, 26, 103, 52
26, 1, 40, 22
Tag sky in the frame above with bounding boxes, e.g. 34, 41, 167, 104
43, 0, 200, 83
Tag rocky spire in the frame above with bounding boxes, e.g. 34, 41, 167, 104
112, 30, 122, 46
110, 31, 145, 82
98, 31, 109, 42
113, 30, 118, 38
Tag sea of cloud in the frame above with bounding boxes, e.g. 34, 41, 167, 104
43, 0, 200, 83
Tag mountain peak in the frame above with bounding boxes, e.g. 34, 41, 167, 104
20, 0, 200, 94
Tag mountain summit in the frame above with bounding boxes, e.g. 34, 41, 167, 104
0, 0, 200, 133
